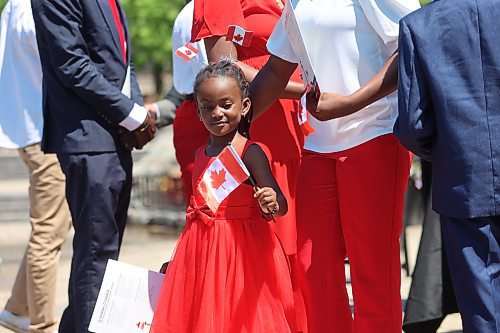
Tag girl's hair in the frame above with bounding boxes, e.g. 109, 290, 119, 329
193, 59, 253, 138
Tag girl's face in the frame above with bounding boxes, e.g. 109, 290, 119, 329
196, 76, 250, 138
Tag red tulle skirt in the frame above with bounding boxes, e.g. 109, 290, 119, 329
150, 218, 298, 333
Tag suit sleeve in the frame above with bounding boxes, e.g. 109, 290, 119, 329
32, 0, 136, 125
394, 19, 434, 161
130, 62, 144, 106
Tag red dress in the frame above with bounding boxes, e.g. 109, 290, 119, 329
173, 99, 210, 202
150, 141, 298, 333
191, 0, 304, 256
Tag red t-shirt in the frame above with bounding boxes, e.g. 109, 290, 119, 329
191, 0, 304, 161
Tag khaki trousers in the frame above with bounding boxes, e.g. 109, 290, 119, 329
5, 143, 71, 333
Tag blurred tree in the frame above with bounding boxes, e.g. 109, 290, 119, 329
122, 0, 185, 94
0, 0, 184, 94
0, 0, 432, 92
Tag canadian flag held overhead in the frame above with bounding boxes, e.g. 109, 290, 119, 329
198, 145, 250, 212
226, 25, 253, 47
175, 43, 199, 62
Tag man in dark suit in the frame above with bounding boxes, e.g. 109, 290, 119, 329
30, 0, 157, 331
395, 0, 500, 331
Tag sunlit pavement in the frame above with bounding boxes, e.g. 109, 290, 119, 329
0, 150, 462, 332
0, 221, 463, 333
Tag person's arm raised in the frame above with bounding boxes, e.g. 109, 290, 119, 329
204, 36, 303, 109
249, 55, 299, 119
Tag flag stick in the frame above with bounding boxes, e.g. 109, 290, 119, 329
248, 176, 277, 223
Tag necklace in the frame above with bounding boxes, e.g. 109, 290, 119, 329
275, 0, 285, 10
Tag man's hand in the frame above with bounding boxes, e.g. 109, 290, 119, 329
118, 110, 157, 150
145, 103, 157, 115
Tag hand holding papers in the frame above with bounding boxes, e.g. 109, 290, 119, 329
282, 0, 320, 101
281, 0, 319, 134
89, 260, 165, 333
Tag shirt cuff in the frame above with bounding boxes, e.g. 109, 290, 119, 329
119, 103, 148, 131
152, 102, 160, 121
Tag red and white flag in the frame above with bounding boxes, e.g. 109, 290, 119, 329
225, 25, 253, 47
175, 43, 199, 62
198, 145, 250, 212
298, 91, 315, 136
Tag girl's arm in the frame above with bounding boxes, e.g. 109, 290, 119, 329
307, 52, 399, 121
204, 37, 304, 106
243, 144, 288, 217
249, 55, 299, 118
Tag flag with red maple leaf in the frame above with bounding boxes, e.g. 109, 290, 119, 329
211, 169, 227, 190
198, 145, 250, 212
225, 25, 253, 47
175, 43, 200, 62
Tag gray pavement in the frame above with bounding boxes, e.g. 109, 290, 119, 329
0, 222, 463, 332
0, 147, 462, 332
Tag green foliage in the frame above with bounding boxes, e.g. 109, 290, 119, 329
122, 0, 184, 74
420, 0, 432, 5
0, 0, 431, 92
0, 0, 183, 93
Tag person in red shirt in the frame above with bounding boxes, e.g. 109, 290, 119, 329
191, 0, 304, 267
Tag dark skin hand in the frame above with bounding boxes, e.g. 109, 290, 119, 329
118, 110, 157, 150
204, 36, 304, 119
250, 52, 399, 122
243, 143, 288, 217
306, 52, 399, 121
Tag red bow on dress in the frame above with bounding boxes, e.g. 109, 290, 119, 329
185, 198, 215, 227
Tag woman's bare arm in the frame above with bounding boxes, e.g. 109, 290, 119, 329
308, 52, 399, 121
204, 36, 303, 111
249, 55, 299, 118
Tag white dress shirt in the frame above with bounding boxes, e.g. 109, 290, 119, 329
267, 0, 420, 153
0, 0, 43, 149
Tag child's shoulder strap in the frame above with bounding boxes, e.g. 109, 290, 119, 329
194, 144, 208, 160
240, 140, 271, 161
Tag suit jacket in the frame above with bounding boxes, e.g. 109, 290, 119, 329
395, 0, 500, 219
31, 0, 143, 153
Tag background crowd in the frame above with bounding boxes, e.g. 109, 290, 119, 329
0, 0, 498, 332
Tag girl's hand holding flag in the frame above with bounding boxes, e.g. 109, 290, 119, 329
254, 187, 279, 217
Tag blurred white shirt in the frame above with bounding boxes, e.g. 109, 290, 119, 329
0, 0, 43, 149
268, 0, 420, 153
172, 0, 207, 95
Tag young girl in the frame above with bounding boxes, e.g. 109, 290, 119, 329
150, 60, 298, 333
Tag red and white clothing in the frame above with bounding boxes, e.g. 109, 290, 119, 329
268, 0, 419, 153
192, 0, 304, 256
267, 0, 419, 332
170, 1, 210, 202
150, 141, 298, 333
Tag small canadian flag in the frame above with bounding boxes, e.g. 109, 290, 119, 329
298, 91, 315, 136
225, 25, 253, 47
175, 43, 199, 62
198, 145, 250, 212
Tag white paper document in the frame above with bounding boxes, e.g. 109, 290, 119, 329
89, 259, 165, 333
282, 0, 319, 96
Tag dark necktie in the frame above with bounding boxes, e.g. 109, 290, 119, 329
107, 0, 127, 63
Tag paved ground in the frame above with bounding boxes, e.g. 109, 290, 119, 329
0, 149, 462, 332
0, 221, 463, 333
